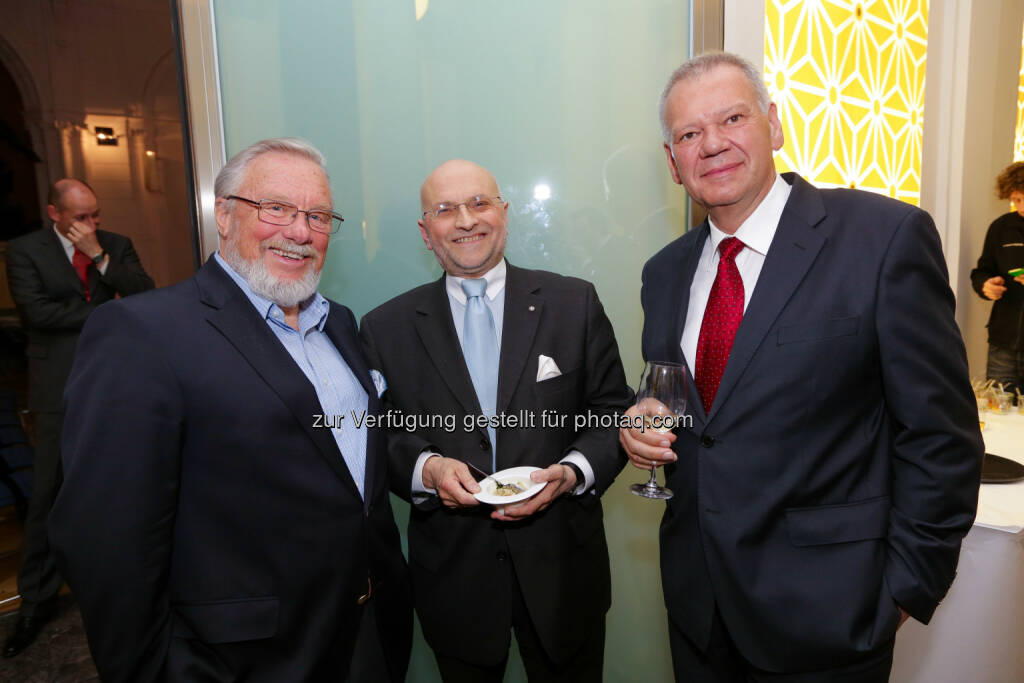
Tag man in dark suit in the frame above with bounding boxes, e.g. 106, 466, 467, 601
360, 159, 632, 681
619, 53, 983, 682
3, 178, 154, 657
48, 138, 411, 682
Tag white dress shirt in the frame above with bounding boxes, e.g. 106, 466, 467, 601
412, 259, 594, 497
54, 225, 109, 275
680, 174, 791, 370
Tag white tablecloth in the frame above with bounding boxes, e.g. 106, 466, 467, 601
891, 411, 1024, 682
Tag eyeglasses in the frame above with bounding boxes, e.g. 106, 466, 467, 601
226, 196, 344, 235
421, 195, 503, 221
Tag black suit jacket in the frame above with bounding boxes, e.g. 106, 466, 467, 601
360, 263, 632, 666
49, 258, 412, 682
641, 173, 982, 671
5, 226, 154, 412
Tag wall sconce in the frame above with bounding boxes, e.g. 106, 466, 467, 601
95, 127, 118, 146
144, 149, 161, 191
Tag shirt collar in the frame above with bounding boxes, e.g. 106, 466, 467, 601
707, 174, 791, 256
213, 251, 329, 332
53, 224, 73, 253
445, 259, 507, 304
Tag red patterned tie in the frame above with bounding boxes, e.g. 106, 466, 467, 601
72, 250, 92, 301
695, 237, 745, 411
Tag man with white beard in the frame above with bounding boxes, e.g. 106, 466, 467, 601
49, 138, 412, 683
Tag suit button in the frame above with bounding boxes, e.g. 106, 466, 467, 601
479, 439, 490, 451
701, 435, 715, 448
496, 551, 507, 561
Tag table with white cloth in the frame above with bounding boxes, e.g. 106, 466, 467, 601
890, 410, 1024, 682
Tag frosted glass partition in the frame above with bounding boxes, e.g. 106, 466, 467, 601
213, 1, 689, 679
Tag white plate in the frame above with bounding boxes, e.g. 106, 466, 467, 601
473, 466, 547, 505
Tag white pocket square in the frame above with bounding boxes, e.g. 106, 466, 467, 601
536, 355, 562, 382
370, 369, 387, 397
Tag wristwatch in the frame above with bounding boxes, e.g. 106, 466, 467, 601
91, 250, 106, 265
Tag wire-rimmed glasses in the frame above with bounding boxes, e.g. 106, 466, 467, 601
227, 195, 344, 234
421, 195, 503, 221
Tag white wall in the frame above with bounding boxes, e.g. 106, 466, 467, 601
948, 0, 1024, 378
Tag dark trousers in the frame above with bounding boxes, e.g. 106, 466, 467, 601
986, 344, 1024, 395
668, 611, 893, 683
16, 411, 63, 616
433, 557, 605, 683
347, 601, 391, 682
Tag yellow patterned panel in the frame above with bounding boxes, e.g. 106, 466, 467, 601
764, 0, 928, 205
1014, 21, 1024, 162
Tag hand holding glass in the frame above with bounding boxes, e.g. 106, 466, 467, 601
630, 361, 688, 500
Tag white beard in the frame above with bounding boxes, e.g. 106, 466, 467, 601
222, 231, 322, 309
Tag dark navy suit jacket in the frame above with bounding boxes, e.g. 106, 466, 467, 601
50, 258, 411, 682
641, 173, 982, 671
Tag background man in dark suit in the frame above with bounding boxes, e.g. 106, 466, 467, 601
619, 53, 983, 682
3, 178, 153, 657
48, 138, 411, 682
361, 159, 632, 682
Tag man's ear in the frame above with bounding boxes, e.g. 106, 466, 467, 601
663, 143, 683, 186
214, 198, 232, 240
418, 220, 434, 251
768, 102, 784, 151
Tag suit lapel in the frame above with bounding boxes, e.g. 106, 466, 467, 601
672, 225, 707, 355
413, 276, 483, 416
323, 306, 377, 505
196, 260, 359, 492
708, 175, 827, 421
645, 228, 707, 425
496, 264, 542, 415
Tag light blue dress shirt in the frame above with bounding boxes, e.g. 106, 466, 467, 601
411, 259, 594, 496
215, 252, 369, 498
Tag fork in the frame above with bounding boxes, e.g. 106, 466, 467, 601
463, 461, 525, 493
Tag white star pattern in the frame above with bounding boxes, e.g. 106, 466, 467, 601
764, 0, 928, 205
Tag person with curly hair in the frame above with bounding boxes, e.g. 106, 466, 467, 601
971, 161, 1024, 393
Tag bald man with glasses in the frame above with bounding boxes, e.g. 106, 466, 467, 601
360, 159, 632, 682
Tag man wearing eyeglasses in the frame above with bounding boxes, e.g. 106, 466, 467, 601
49, 138, 411, 683
360, 159, 632, 681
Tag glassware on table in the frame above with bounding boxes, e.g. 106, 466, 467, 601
630, 361, 688, 501
977, 397, 988, 431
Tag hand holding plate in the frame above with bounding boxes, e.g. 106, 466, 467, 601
492, 463, 575, 521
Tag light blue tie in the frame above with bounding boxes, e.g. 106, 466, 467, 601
461, 278, 499, 472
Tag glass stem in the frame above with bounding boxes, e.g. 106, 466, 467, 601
646, 466, 658, 488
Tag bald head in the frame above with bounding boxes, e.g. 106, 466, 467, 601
48, 179, 95, 210
417, 159, 509, 279
420, 159, 501, 212
47, 179, 100, 236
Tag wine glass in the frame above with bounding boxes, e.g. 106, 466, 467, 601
630, 361, 688, 500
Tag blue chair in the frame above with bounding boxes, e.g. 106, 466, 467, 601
0, 387, 32, 522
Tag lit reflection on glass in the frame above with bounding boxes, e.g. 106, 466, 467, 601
415, 0, 428, 21
533, 183, 551, 201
